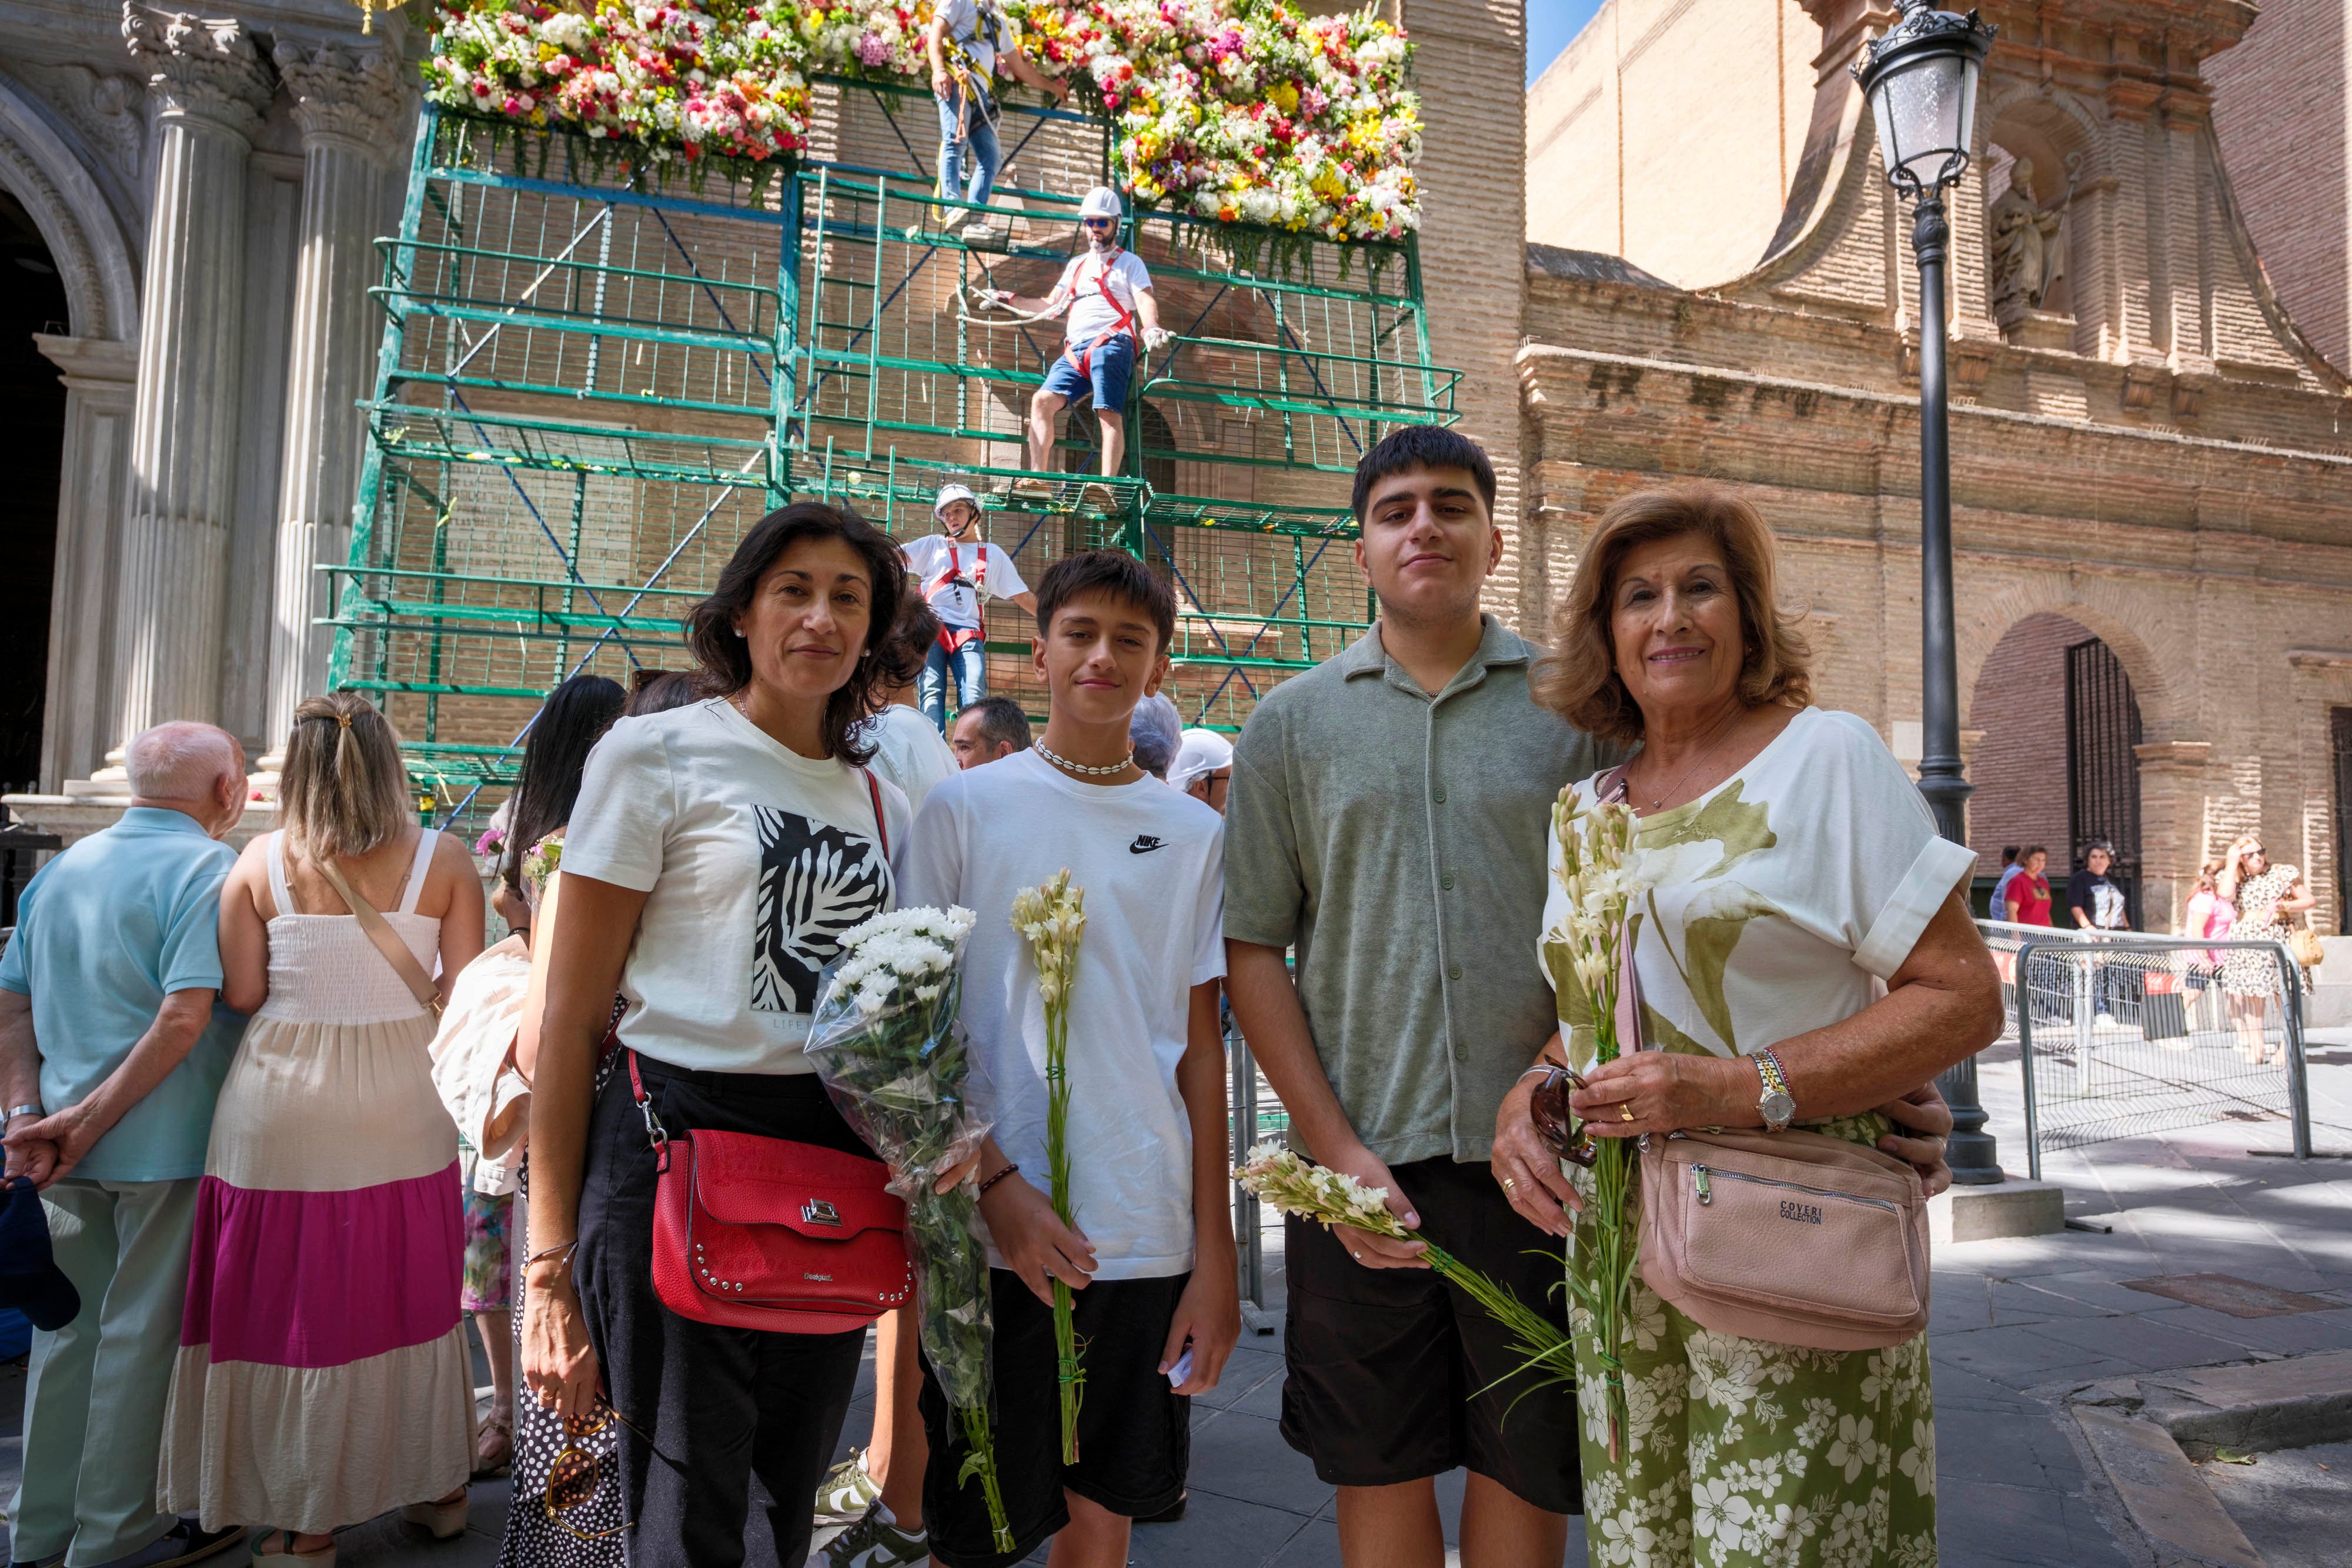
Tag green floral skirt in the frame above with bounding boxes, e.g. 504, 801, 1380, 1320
1571, 1115, 1936, 1567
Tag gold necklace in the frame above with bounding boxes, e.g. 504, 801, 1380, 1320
1632, 708, 1746, 809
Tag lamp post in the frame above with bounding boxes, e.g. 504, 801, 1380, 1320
1856, 0, 2003, 1183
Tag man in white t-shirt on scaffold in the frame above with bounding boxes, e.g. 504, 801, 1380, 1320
978, 187, 1172, 505
901, 482, 1039, 733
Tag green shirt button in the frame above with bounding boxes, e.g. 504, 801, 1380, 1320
1447, 962, 1462, 980
1441, 874, 1455, 890
1433, 787, 1446, 802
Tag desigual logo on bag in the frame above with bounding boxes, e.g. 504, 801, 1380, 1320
1779, 1199, 1823, 1225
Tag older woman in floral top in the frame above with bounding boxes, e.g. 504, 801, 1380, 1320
1493, 484, 2003, 1567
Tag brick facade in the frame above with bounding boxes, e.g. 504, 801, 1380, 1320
1966, 612, 2093, 880
2206, 0, 2351, 376
1502, 0, 2352, 940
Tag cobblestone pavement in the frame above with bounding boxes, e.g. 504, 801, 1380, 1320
6, 1031, 2347, 1567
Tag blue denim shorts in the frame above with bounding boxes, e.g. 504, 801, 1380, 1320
1040, 331, 1134, 410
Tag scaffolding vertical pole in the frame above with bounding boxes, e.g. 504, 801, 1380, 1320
1229, 1022, 1262, 1308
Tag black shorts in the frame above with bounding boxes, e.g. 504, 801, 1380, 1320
918, 1268, 1190, 1568
1280, 1156, 1582, 1514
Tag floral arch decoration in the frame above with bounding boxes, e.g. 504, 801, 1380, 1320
424, 1, 1422, 241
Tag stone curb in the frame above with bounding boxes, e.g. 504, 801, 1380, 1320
2059, 1351, 2352, 1567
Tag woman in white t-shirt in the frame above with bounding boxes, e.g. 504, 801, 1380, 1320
1495, 484, 2004, 1568
857, 594, 964, 816
519, 503, 920, 1566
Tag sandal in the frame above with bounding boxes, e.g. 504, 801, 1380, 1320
473, 1414, 513, 1478
249, 1533, 334, 1568
400, 1491, 468, 1541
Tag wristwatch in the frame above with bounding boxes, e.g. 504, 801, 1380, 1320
1753, 1049, 1795, 1132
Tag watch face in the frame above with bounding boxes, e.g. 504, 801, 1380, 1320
1761, 1089, 1796, 1126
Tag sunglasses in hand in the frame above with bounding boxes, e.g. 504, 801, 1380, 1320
1528, 1066, 1600, 1168
545, 1399, 647, 1540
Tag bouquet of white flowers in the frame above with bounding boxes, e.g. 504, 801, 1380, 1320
1542, 788, 1646, 1461
1009, 870, 1087, 1465
805, 905, 1011, 1552
1233, 1142, 1575, 1396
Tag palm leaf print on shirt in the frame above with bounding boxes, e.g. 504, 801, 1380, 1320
1634, 784, 1784, 1056
751, 807, 890, 1013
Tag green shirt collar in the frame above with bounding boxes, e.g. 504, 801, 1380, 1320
1339, 614, 1531, 697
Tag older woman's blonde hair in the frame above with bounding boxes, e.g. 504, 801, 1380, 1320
279, 693, 412, 861
1531, 483, 1813, 744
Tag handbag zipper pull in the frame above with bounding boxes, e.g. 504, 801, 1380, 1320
1693, 1165, 1712, 1206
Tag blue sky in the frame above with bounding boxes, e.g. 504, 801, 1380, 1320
1529, 0, 1606, 85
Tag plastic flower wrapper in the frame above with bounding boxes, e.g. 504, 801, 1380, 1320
1234, 1142, 1575, 1402
804, 904, 1011, 1551
1538, 788, 1646, 1462
1008, 870, 1087, 1464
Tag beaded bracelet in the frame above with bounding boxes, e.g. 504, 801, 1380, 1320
978, 1162, 1021, 1195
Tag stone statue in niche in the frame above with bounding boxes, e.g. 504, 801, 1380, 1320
1989, 155, 2068, 322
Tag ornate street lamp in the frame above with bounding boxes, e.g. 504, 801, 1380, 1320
1856, 0, 2002, 1183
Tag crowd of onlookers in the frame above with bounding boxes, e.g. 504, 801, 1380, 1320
1987, 834, 2314, 1060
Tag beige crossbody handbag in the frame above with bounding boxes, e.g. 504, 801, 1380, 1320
1593, 766, 1932, 1352
312, 854, 445, 1020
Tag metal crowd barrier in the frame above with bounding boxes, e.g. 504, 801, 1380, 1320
1227, 1025, 1289, 1321
1976, 921, 2311, 1176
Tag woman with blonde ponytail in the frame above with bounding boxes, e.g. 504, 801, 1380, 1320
160, 694, 485, 1566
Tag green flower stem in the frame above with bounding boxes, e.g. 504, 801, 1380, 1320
957, 1405, 1014, 1554
1045, 1039, 1083, 1463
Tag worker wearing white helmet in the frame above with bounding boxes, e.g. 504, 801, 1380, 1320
1167, 727, 1235, 811
899, 482, 1039, 733
981, 186, 1175, 496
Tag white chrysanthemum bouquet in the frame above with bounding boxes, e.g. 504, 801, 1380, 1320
1544, 788, 1646, 1461
805, 905, 1010, 1551
1232, 1142, 1576, 1398
1009, 870, 1087, 1464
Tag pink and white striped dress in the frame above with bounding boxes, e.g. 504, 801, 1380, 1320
160, 829, 472, 1534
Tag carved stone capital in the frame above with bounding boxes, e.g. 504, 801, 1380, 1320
273, 35, 412, 155
122, 4, 273, 140
2133, 740, 2210, 775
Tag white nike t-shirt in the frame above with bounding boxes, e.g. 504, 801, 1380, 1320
903, 535, 1028, 631
563, 698, 913, 1074
900, 748, 1225, 1278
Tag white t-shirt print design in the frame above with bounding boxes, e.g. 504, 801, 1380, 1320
750, 806, 891, 1014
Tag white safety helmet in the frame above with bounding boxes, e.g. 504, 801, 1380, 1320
933, 482, 981, 523
1078, 186, 1123, 221
1168, 727, 1234, 793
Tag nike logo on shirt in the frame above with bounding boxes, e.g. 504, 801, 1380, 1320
1128, 835, 1165, 854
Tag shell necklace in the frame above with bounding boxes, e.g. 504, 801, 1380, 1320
1035, 740, 1133, 778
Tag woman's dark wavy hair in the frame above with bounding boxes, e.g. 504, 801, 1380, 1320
684, 502, 906, 763
502, 674, 627, 900
873, 594, 944, 693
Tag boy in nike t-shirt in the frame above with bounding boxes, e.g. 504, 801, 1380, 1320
899, 550, 1237, 1568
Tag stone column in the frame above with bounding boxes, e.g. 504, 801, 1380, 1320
31, 335, 141, 791
112, 4, 273, 743
265, 36, 409, 747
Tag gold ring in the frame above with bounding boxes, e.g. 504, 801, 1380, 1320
1619, 1102, 1636, 1122
1502, 1176, 1517, 1189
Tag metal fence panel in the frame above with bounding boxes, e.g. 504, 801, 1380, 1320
1977, 921, 2310, 1175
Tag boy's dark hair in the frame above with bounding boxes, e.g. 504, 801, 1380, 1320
2000, 845, 2019, 865
1032, 549, 1177, 654
1350, 424, 1496, 523
875, 595, 944, 691
2022, 844, 2047, 863
685, 502, 905, 763
963, 695, 1033, 753
626, 669, 708, 715
504, 674, 627, 898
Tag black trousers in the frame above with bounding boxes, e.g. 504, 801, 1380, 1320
574, 1057, 873, 1568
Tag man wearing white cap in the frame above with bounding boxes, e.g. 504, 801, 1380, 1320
1168, 728, 1234, 814
901, 483, 1038, 733
982, 186, 1173, 491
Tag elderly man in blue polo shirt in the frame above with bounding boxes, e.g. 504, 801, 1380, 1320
2, 723, 251, 1568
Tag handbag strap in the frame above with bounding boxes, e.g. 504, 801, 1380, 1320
862, 767, 888, 858
311, 851, 442, 1014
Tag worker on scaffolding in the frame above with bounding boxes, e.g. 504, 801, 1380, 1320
901, 482, 1040, 733
981, 186, 1173, 504
927, 0, 1068, 248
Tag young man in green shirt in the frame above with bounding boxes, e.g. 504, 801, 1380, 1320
1224, 427, 1614, 1565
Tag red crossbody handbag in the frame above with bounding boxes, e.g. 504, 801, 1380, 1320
633, 771, 916, 1333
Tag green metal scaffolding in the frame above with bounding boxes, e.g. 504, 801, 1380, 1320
327, 86, 1460, 823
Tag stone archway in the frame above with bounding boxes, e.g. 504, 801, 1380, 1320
0, 76, 143, 789
1961, 586, 2206, 934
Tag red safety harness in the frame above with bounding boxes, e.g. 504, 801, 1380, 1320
1068, 248, 1137, 383
922, 538, 989, 656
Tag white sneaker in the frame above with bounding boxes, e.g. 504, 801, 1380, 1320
824, 1505, 929, 1568
961, 219, 1002, 249
814, 1449, 880, 1526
